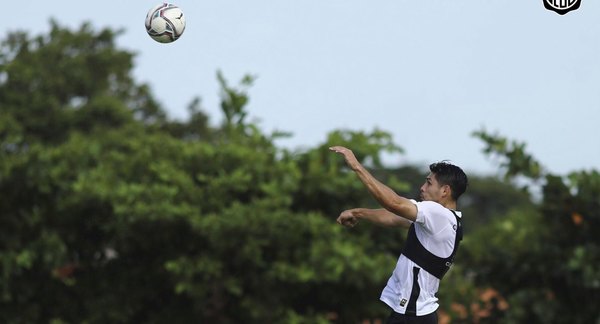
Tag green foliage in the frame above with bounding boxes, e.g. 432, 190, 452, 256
473, 128, 543, 181
0, 20, 163, 146
290, 129, 404, 216
458, 176, 533, 230
0, 22, 397, 323
471, 129, 600, 323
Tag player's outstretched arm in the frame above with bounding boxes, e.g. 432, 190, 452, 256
338, 208, 412, 228
330, 146, 417, 222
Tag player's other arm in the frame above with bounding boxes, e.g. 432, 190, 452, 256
338, 208, 412, 228
330, 146, 418, 222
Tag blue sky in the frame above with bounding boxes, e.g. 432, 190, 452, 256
8, 1, 600, 175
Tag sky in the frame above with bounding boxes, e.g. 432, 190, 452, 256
6, 1, 600, 175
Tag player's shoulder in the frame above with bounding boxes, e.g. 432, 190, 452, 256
415, 201, 455, 224
416, 200, 448, 214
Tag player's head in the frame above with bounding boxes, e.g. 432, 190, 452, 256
421, 161, 468, 202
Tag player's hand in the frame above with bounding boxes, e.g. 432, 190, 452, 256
337, 210, 359, 228
329, 146, 361, 171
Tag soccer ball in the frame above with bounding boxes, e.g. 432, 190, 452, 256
145, 3, 186, 43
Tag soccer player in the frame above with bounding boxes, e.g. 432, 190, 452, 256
330, 146, 468, 324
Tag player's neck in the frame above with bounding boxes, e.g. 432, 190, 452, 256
440, 199, 457, 211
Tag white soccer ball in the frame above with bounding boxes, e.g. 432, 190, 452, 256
145, 3, 186, 43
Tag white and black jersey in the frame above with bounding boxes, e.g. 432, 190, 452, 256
380, 200, 462, 316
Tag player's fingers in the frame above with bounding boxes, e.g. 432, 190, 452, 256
338, 217, 352, 227
329, 146, 347, 153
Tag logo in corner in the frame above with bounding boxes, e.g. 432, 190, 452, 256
543, 0, 581, 15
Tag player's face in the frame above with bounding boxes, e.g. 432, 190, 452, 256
419, 173, 444, 202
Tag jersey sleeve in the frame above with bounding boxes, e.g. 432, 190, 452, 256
414, 201, 452, 234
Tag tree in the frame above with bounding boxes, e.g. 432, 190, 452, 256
464, 129, 600, 323
0, 22, 399, 323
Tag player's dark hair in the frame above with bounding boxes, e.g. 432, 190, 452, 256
429, 161, 468, 201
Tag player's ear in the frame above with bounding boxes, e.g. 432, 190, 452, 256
442, 184, 452, 198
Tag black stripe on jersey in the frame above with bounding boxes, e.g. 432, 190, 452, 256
405, 266, 421, 316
